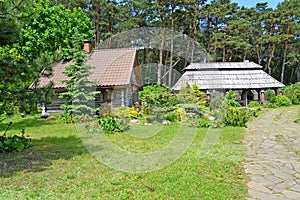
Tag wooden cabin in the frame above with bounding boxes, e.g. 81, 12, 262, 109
172, 61, 285, 106
30, 48, 142, 112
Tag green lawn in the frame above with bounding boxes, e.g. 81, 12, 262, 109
0, 115, 247, 199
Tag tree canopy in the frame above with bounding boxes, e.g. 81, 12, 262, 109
52, 0, 299, 84
1, 0, 300, 116
0, 0, 93, 115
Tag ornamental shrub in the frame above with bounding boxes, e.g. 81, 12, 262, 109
247, 101, 261, 108
225, 90, 240, 107
177, 107, 187, 122
274, 96, 292, 107
128, 107, 141, 119
164, 111, 178, 122
139, 84, 178, 114
0, 129, 31, 152
198, 118, 211, 128
265, 89, 276, 103
284, 82, 300, 105
177, 82, 206, 106
98, 116, 129, 134
113, 106, 129, 119
225, 107, 250, 127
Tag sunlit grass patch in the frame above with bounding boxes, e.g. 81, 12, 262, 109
0, 115, 247, 199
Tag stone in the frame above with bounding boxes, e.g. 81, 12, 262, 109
264, 175, 283, 184
129, 119, 140, 124
248, 181, 272, 194
265, 165, 294, 180
292, 163, 300, 172
249, 175, 274, 186
46, 116, 56, 121
162, 120, 170, 125
277, 165, 296, 175
289, 184, 300, 192
248, 189, 287, 200
208, 116, 215, 122
244, 107, 300, 200
272, 180, 296, 193
282, 190, 300, 200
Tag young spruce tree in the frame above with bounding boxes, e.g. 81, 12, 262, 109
59, 29, 98, 121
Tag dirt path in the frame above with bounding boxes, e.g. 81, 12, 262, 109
244, 106, 300, 200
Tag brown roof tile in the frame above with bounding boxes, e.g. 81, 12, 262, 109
31, 48, 138, 89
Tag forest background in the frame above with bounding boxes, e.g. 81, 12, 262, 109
0, 0, 299, 113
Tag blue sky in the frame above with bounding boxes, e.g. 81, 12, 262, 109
231, 0, 283, 8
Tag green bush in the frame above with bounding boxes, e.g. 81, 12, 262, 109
225, 90, 240, 107
225, 107, 249, 127
59, 111, 74, 123
265, 89, 276, 103
178, 103, 201, 118
164, 111, 178, 122
113, 106, 129, 119
177, 107, 188, 122
247, 101, 261, 108
249, 109, 259, 118
198, 118, 211, 128
149, 107, 166, 122
99, 103, 113, 118
263, 102, 277, 108
0, 130, 31, 152
128, 107, 141, 119
0, 102, 17, 116
139, 84, 178, 114
177, 82, 206, 106
98, 116, 129, 134
274, 96, 291, 107
284, 82, 300, 105
209, 95, 226, 126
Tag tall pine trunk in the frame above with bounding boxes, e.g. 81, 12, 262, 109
266, 42, 276, 75
158, 28, 165, 85
281, 25, 290, 83
281, 39, 288, 83
168, 5, 175, 87
255, 45, 261, 65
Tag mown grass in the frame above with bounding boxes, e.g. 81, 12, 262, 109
0, 115, 247, 199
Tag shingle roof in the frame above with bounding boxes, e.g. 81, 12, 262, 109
173, 62, 285, 90
184, 61, 262, 71
31, 48, 139, 89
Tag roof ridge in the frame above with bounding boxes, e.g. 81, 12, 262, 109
190, 62, 256, 64
93, 48, 136, 52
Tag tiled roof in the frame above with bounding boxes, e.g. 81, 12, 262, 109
31, 48, 139, 89
32, 61, 72, 89
173, 62, 285, 90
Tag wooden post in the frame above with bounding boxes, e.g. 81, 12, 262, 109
260, 90, 265, 104
206, 91, 211, 106
245, 91, 248, 106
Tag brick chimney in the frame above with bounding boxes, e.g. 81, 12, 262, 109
83, 40, 92, 54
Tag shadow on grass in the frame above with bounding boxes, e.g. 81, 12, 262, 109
0, 135, 92, 178
0, 117, 53, 132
